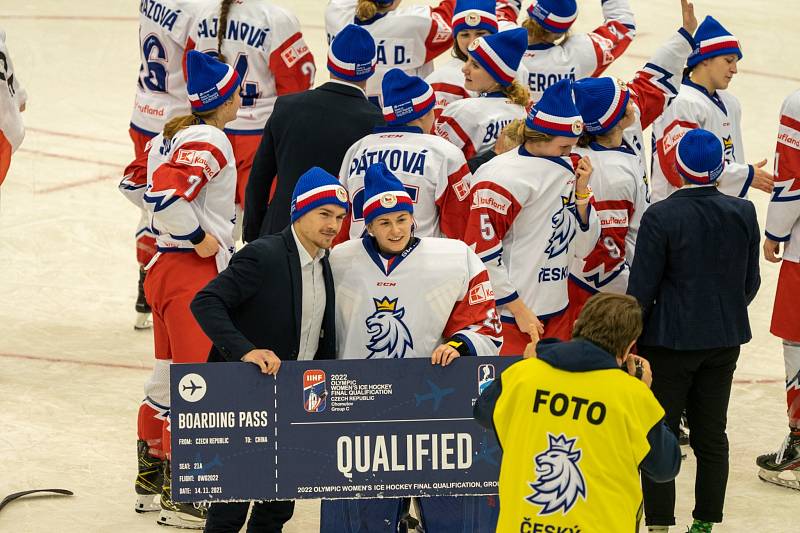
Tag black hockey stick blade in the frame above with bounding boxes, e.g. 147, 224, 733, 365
0, 489, 74, 513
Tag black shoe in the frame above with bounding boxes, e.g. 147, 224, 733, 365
157, 460, 208, 529
756, 433, 800, 490
135, 440, 163, 513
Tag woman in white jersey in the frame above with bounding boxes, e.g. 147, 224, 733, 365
336, 68, 473, 242
120, 51, 240, 529
462, 79, 599, 354
325, 0, 456, 105
520, 0, 635, 103
566, 0, 697, 321
651, 15, 773, 201
130, 0, 204, 330
435, 27, 530, 159
191, 0, 315, 213
323, 162, 502, 533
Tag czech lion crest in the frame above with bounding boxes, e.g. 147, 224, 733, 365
526, 433, 587, 515
365, 297, 414, 359
544, 196, 578, 258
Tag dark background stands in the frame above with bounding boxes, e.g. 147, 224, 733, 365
242, 81, 383, 241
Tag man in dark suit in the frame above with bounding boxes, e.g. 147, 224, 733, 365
191, 168, 349, 533
243, 24, 383, 242
627, 130, 760, 533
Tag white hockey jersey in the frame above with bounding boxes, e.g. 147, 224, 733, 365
0, 28, 26, 184
434, 93, 527, 159
337, 125, 472, 241
329, 236, 502, 359
121, 125, 237, 271
191, 1, 315, 133
571, 28, 693, 294
520, 0, 635, 104
325, 0, 455, 104
766, 89, 800, 263
131, 0, 204, 136
463, 148, 600, 321
651, 79, 752, 201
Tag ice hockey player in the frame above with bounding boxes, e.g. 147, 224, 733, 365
323, 161, 502, 532
520, 0, 636, 103
650, 15, 773, 201
191, 0, 315, 223
129, 0, 204, 330
119, 50, 240, 529
325, 0, 456, 105
337, 68, 472, 242
462, 78, 599, 354
566, 0, 697, 318
756, 88, 800, 491
0, 28, 26, 204
435, 27, 530, 159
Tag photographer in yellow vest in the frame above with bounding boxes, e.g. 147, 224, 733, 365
475, 293, 680, 533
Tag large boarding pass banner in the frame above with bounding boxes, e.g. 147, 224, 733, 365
170, 357, 518, 502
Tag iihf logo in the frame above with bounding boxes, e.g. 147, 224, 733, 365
303, 370, 328, 413
478, 364, 495, 395
526, 433, 587, 515
365, 297, 414, 359
545, 196, 577, 258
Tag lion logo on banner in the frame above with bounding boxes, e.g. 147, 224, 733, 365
365, 297, 414, 359
545, 196, 577, 258
526, 433, 587, 515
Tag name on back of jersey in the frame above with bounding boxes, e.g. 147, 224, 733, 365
140, 0, 180, 31
197, 17, 270, 50
349, 148, 428, 176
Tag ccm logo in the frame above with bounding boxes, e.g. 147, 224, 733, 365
376, 282, 397, 287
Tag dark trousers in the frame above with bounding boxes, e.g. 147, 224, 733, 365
641, 345, 739, 526
204, 501, 295, 533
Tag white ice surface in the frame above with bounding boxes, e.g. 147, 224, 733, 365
0, 1, 797, 531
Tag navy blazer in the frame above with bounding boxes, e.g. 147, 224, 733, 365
627, 186, 760, 350
242, 81, 383, 242
191, 226, 336, 362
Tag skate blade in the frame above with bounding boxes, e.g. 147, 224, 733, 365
134, 312, 153, 330
157, 510, 205, 529
758, 468, 800, 491
134, 494, 160, 513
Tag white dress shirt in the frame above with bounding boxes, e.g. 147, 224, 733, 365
291, 225, 327, 360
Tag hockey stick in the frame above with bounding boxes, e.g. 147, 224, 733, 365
0, 489, 73, 513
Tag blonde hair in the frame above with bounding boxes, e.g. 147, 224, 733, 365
514, 120, 556, 145
500, 119, 526, 149
503, 80, 531, 107
522, 17, 570, 45
163, 108, 217, 139
356, 0, 379, 21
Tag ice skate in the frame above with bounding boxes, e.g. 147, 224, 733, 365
135, 267, 152, 330
135, 439, 163, 513
157, 460, 207, 529
756, 432, 800, 491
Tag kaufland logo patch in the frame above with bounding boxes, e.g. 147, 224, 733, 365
177, 149, 196, 164
471, 189, 511, 214
469, 281, 494, 305
303, 370, 327, 413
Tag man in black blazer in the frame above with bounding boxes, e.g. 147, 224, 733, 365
627, 130, 760, 532
243, 24, 383, 242
191, 168, 350, 533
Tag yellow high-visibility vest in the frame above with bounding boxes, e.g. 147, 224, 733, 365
493, 358, 664, 533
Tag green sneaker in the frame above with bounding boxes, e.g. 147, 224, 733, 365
687, 520, 713, 533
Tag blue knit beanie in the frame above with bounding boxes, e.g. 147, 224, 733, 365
362, 163, 414, 225
452, 0, 498, 37
687, 16, 742, 69
290, 167, 350, 222
676, 129, 725, 185
467, 28, 528, 87
573, 77, 630, 135
186, 50, 241, 113
381, 69, 435, 125
525, 78, 583, 137
526, 0, 578, 34
327, 24, 377, 82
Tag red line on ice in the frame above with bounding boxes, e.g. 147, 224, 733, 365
0, 352, 153, 371
27, 127, 131, 147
